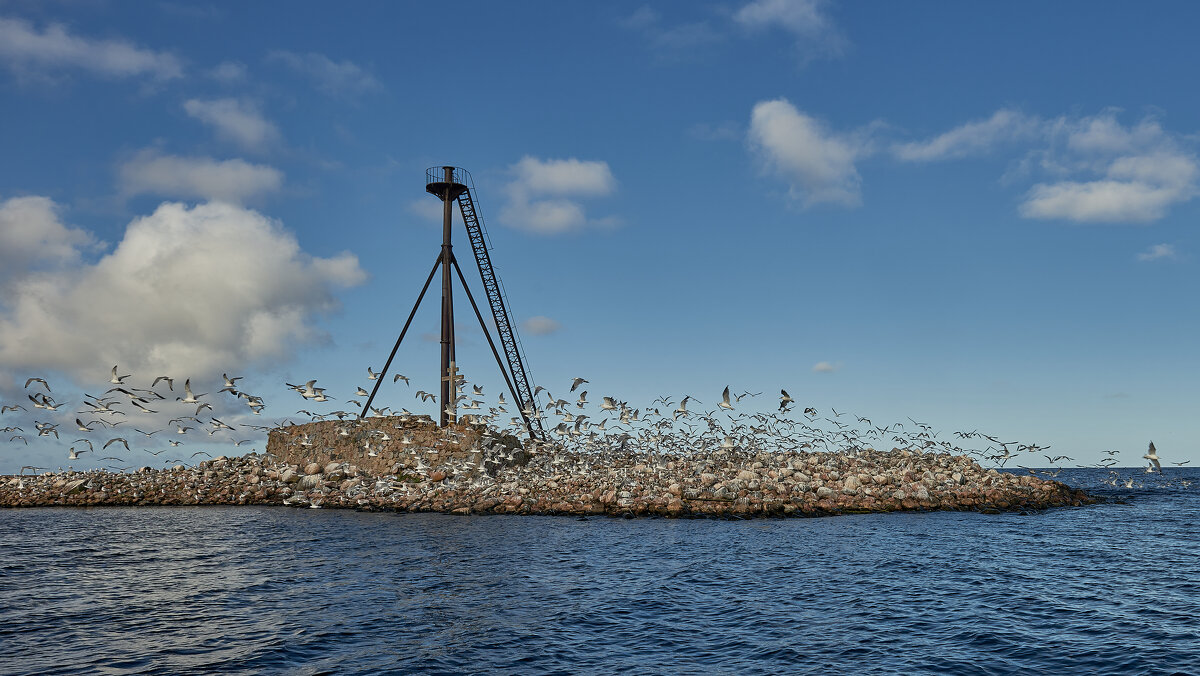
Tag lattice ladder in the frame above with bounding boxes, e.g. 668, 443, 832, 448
457, 189, 546, 441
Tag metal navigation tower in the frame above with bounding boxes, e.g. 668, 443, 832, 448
359, 167, 546, 441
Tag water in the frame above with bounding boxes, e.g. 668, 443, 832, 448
2, 468, 1198, 675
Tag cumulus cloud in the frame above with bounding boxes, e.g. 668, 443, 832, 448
734, 0, 844, 58
1136, 243, 1177, 262
0, 16, 182, 81
896, 108, 1200, 223
0, 196, 97, 286
748, 99, 868, 207
118, 149, 283, 203
267, 50, 380, 96
1019, 113, 1198, 223
522, 316, 562, 336
499, 156, 618, 234
893, 109, 1041, 162
0, 200, 366, 382
184, 98, 280, 151
812, 360, 841, 373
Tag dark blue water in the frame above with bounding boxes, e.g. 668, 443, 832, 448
2, 468, 1198, 675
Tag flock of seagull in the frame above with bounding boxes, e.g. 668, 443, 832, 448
1, 366, 1193, 488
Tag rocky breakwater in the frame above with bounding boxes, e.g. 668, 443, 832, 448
1, 446, 1094, 516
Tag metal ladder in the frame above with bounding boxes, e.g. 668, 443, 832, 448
457, 189, 546, 441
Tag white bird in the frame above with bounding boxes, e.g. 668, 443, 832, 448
104, 437, 130, 452
1144, 441, 1162, 473
718, 386, 734, 411
177, 379, 205, 404
152, 375, 174, 391
780, 389, 794, 411
367, 367, 379, 380
110, 365, 131, 385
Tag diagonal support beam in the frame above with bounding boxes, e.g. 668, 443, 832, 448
450, 256, 536, 438
358, 254, 442, 420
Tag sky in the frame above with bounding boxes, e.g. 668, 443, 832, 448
1, 0, 1198, 473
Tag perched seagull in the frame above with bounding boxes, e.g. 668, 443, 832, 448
1144, 441, 1162, 473
110, 365, 131, 385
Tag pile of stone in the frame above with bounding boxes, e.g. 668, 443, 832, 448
0, 444, 1093, 516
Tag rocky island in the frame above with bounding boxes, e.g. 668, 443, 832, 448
0, 417, 1093, 515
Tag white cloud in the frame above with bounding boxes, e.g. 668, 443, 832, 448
0, 196, 97, 286
268, 50, 380, 96
893, 109, 1041, 161
1020, 148, 1197, 223
812, 360, 841, 373
748, 98, 866, 207
184, 98, 280, 151
0, 200, 366, 382
407, 198, 450, 226
620, 6, 723, 52
734, 0, 843, 59
499, 157, 617, 234
1020, 176, 1193, 223
119, 149, 283, 203
207, 60, 247, 83
522, 316, 561, 336
900, 108, 1200, 223
0, 16, 182, 81
1137, 243, 1177, 262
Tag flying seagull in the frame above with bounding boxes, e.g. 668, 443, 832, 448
110, 365, 131, 385
1144, 441, 1162, 473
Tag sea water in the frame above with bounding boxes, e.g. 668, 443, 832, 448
2, 468, 1197, 675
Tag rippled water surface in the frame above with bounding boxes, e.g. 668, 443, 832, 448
2, 468, 1198, 675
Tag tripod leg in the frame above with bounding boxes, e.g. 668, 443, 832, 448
450, 256, 534, 435
359, 255, 442, 420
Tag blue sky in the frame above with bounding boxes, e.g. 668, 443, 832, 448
1, 1, 1198, 471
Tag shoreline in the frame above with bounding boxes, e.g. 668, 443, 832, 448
0, 448, 1096, 516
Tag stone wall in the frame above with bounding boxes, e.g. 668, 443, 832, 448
265, 415, 525, 477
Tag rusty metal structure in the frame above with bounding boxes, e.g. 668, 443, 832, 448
359, 167, 545, 441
